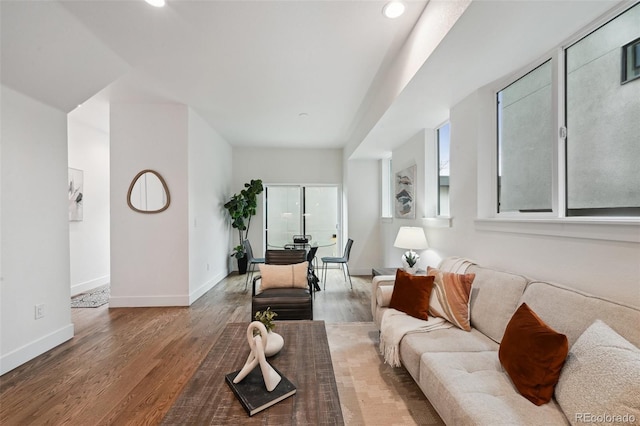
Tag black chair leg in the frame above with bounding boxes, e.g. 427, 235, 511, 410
323, 262, 328, 290
345, 263, 353, 289
245, 263, 252, 290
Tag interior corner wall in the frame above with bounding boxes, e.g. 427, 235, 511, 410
1, 85, 74, 375
426, 90, 640, 307
67, 118, 110, 296
230, 147, 343, 267
187, 109, 232, 303
381, 130, 429, 270
109, 103, 190, 307
346, 159, 382, 275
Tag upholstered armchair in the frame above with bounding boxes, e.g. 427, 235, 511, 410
251, 249, 313, 321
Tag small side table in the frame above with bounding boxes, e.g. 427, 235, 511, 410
371, 267, 426, 277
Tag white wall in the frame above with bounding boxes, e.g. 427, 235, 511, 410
109, 103, 190, 307
346, 160, 382, 274
188, 109, 232, 303
382, 89, 640, 308
67, 117, 110, 295
1, 86, 74, 374
231, 147, 343, 264
380, 130, 433, 270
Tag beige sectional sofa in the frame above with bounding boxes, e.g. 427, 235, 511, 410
372, 257, 640, 425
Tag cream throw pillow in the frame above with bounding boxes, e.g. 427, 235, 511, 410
259, 262, 309, 290
555, 320, 640, 425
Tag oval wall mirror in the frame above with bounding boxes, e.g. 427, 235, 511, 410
127, 169, 171, 213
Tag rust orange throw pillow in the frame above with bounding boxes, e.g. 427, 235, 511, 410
389, 269, 435, 320
499, 303, 569, 406
427, 266, 475, 331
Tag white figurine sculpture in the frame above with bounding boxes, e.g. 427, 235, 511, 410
233, 321, 282, 392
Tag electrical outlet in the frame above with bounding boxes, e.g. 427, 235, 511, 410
206, 263, 210, 271
35, 304, 45, 319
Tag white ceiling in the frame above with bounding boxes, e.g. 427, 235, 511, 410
1, 0, 626, 157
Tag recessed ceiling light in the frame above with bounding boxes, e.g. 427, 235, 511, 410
145, 0, 165, 7
383, 1, 405, 19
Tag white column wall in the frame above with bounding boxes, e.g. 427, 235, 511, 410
346, 159, 382, 275
1, 86, 74, 374
109, 103, 190, 307
187, 109, 232, 302
67, 118, 110, 295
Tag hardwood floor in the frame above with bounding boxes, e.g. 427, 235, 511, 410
0, 271, 373, 425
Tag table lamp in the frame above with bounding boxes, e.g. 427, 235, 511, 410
393, 226, 428, 273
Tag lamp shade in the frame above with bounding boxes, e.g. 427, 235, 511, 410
393, 227, 428, 250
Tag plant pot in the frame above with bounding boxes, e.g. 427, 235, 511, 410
402, 259, 418, 275
265, 331, 284, 357
237, 256, 248, 274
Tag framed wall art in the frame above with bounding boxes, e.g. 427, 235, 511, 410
68, 168, 84, 221
394, 165, 416, 219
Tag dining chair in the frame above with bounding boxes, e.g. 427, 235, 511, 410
306, 245, 320, 292
321, 238, 353, 290
243, 239, 265, 290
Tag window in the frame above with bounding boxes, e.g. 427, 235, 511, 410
494, 3, 639, 217
497, 60, 553, 213
565, 3, 640, 216
437, 123, 450, 216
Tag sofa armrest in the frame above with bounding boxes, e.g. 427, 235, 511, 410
371, 275, 396, 319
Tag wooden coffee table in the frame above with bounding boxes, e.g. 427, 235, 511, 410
162, 321, 343, 425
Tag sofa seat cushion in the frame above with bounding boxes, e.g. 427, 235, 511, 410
399, 328, 499, 382
419, 351, 569, 426
251, 288, 312, 320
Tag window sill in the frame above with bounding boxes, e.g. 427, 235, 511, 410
475, 218, 640, 243
423, 216, 452, 228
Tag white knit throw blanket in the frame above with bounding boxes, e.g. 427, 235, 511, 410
379, 308, 452, 367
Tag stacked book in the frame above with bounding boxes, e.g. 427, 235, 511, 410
225, 366, 297, 416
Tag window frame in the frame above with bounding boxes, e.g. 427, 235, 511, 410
476, 1, 640, 242
495, 58, 558, 217
436, 122, 451, 217
490, 2, 639, 221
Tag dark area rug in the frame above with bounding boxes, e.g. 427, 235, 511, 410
71, 284, 109, 308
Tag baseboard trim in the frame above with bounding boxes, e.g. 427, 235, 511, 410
108, 295, 190, 308
189, 272, 225, 305
108, 272, 228, 308
0, 323, 74, 375
71, 275, 110, 296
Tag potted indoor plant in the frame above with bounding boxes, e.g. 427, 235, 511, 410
224, 179, 263, 274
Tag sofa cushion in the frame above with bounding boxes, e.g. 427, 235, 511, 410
499, 303, 568, 406
389, 269, 435, 320
465, 264, 529, 343
399, 328, 498, 382
556, 320, 640, 425
259, 261, 308, 290
520, 281, 640, 348
419, 351, 569, 425
427, 266, 475, 331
